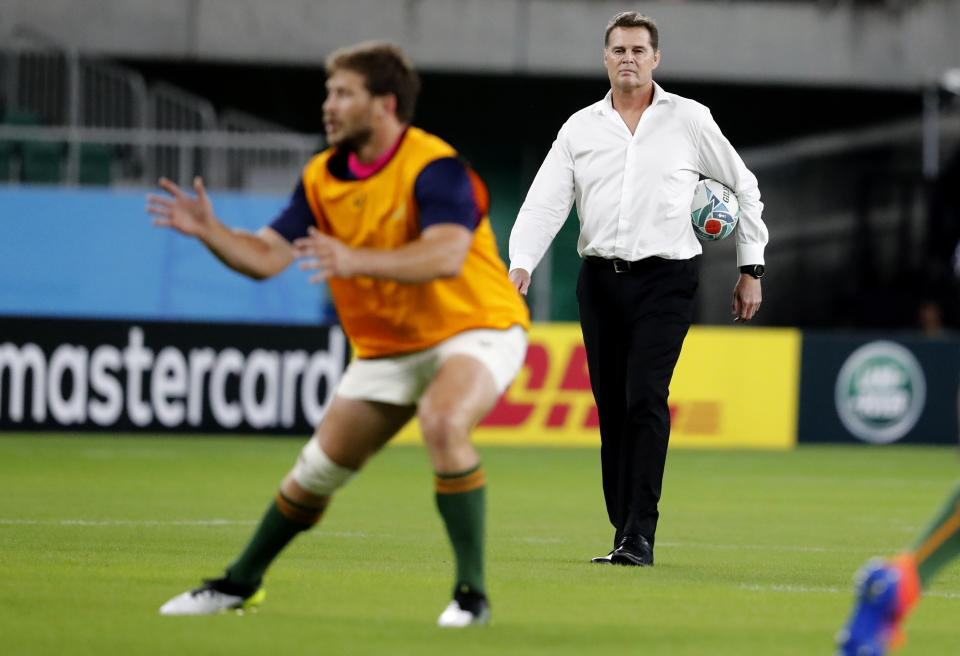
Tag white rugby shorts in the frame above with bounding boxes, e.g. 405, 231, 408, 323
336, 325, 528, 405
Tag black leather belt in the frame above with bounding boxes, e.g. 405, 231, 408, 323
587, 256, 635, 273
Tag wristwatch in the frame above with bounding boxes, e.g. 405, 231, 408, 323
739, 264, 765, 279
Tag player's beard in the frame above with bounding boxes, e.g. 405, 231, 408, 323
335, 127, 373, 153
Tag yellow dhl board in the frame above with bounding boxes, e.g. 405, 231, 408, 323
396, 323, 801, 449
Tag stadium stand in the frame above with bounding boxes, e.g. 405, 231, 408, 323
2, 8, 958, 326
0, 28, 319, 191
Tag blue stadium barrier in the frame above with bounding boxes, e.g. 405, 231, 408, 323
0, 186, 333, 324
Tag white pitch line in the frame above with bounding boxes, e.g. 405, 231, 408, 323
0, 519, 560, 542
1, 518, 959, 599
656, 540, 888, 554
0, 518, 256, 527
0, 518, 955, 564
741, 583, 843, 594
0, 519, 923, 552
739, 583, 960, 600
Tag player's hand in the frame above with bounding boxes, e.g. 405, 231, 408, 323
732, 274, 762, 322
293, 226, 356, 283
509, 268, 531, 296
147, 177, 215, 240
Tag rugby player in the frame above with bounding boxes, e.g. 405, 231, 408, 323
148, 41, 529, 627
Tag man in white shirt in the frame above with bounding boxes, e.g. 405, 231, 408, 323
508, 11, 768, 567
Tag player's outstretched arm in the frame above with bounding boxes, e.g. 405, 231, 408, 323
147, 176, 294, 280
293, 223, 471, 285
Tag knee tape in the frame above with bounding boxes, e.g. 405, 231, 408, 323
292, 439, 356, 496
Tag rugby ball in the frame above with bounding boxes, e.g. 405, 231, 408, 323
691, 178, 739, 241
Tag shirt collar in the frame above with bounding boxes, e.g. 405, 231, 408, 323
651, 82, 671, 105
595, 82, 672, 116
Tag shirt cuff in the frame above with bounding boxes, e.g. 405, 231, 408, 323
508, 254, 539, 275
736, 244, 765, 268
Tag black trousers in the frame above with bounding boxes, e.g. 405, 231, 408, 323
576, 255, 700, 548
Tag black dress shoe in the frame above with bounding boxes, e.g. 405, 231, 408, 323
610, 534, 653, 566
590, 550, 614, 564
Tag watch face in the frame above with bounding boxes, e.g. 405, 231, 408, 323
753, 265, 765, 278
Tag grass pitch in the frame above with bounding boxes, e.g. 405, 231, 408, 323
1, 434, 958, 655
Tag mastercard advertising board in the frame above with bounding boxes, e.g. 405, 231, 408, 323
396, 323, 801, 449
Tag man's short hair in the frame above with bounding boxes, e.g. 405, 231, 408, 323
604, 11, 659, 51
325, 42, 421, 123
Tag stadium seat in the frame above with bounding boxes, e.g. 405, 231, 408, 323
0, 140, 14, 181
21, 140, 64, 184
2, 107, 43, 126
78, 143, 113, 185
2, 107, 66, 184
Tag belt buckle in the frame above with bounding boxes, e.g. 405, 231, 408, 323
613, 259, 630, 273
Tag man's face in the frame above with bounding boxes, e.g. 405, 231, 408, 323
603, 27, 660, 92
322, 69, 376, 150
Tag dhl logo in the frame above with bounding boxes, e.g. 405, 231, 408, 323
479, 339, 721, 435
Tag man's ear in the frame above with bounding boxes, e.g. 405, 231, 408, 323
374, 93, 398, 118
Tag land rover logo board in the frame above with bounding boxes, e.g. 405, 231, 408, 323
834, 341, 926, 444
797, 334, 958, 445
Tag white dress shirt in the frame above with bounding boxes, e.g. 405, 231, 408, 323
509, 83, 767, 273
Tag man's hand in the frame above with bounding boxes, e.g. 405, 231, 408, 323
509, 268, 531, 296
732, 274, 762, 322
293, 226, 356, 283
147, 177, 215, 240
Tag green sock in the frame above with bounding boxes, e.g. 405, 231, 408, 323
225, 492, 323, 588
910, 482, 960, 587
435, 465, 487, 596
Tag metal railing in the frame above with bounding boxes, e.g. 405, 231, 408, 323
0, 124, 320, 190
216, 109, 313, 190
0, 26, 322, 191
145, 83, 216, 188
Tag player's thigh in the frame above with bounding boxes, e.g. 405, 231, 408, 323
313, 394, 415, 469
418, 325, 527, 440
418, 354, 501, 441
